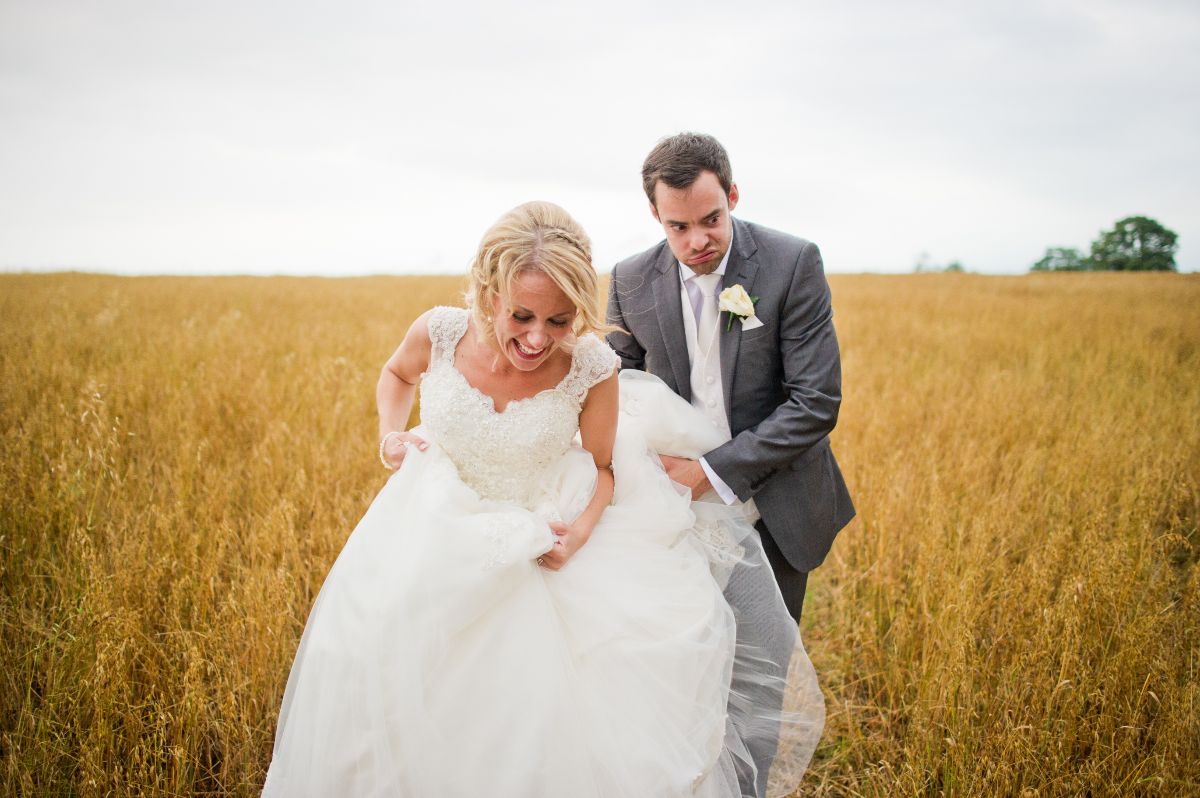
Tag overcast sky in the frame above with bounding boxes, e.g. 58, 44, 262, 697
2, 0, 1197, 275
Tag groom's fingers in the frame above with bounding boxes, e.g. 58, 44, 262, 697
661, 455, 709, 498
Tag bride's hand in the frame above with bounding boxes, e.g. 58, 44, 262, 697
537, 521, 591, 571
381, 431, 428, 470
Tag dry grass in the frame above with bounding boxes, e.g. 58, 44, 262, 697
2, 272, 1197, 796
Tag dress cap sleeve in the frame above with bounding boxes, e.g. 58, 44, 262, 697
426, 306, 469, 365
562, 334, 618, 404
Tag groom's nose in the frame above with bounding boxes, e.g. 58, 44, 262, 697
688, 230, 709, 252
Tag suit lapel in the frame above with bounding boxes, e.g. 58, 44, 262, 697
719, 219, 760, 419
651, 249, 693, 401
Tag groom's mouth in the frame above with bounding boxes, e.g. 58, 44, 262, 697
690, 251, 717, 265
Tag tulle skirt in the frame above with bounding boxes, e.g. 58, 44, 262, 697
262, 371, 823, 797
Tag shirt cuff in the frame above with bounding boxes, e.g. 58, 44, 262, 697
699, 457, 738, 505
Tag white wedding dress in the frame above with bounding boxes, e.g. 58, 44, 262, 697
262, 307, 823, 797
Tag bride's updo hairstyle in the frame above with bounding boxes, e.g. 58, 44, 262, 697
466, 201, 605, 348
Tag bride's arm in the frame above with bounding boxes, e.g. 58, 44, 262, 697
539, 369, 617, 570
575, 370, 618, 527
376, 310, 434, 469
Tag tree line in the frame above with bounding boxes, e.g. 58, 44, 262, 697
1032, 216, 1178, 272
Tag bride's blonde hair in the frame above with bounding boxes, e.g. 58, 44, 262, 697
466, 201, 606, 347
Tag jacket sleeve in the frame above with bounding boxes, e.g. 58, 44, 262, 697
703, 241, 843, 500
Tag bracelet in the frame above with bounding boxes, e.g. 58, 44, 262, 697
379, 431, 403, 469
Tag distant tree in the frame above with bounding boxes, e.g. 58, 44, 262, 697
913, 252, 966, 273
1032, 246, 1088, 272
1089, 216, 1178, 271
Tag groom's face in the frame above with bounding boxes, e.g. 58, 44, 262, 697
650, 170, 739, 276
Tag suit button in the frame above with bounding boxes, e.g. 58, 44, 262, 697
706, 376, 715, 384
706, 399, 716, 407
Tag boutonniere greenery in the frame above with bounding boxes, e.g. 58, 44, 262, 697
718, 284, 760, 331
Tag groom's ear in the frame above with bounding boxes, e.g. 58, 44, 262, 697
649, 200, 660, 223
727, 182, 739, 213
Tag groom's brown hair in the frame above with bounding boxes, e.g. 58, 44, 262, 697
641, 132, 733, 206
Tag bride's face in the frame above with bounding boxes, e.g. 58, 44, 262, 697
491, 270, 577, 372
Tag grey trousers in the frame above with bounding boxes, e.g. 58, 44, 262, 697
757, 520, 809, 622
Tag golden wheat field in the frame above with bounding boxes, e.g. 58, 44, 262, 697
1, 271, 1198, 796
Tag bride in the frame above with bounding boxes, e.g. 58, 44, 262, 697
262, 201, 822, 797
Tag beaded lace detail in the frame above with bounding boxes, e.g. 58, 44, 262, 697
420, 306, 617, 505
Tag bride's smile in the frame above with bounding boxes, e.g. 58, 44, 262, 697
492, 270, 577, 373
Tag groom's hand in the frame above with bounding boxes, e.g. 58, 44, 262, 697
659, 456, 712, 501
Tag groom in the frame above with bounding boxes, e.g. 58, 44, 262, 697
607, 133, 854, 794
606, 132, 855, 621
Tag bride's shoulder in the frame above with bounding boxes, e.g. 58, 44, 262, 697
567, 334, 619, 394
572, 332, 616, 358
423, 306, 469, 347
388, 307, 468, 373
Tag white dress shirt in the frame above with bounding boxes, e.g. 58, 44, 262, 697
677, 245, 740, 507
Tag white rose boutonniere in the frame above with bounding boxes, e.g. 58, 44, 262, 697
718, 284, 762, 331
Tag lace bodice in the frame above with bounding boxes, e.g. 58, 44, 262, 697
418, 306, 617, 505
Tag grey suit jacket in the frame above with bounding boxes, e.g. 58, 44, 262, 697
606, 217, 854, 572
